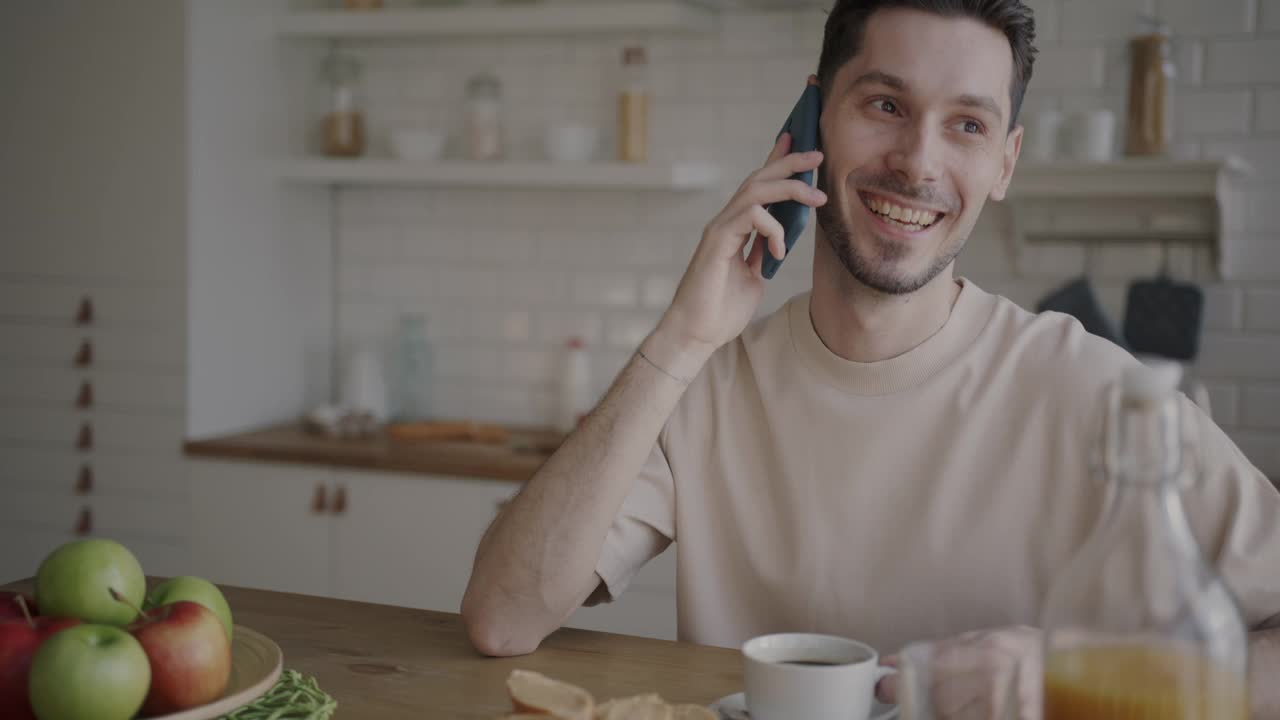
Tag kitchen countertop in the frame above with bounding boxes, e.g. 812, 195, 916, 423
1, 579, 742, 719
184, 423, 562, 483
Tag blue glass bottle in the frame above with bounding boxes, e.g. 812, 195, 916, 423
393, 313, 433, 421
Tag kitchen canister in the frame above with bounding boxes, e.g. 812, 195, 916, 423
1065, 109, 1117, 162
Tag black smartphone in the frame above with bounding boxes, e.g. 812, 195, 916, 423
761, 84, 823, 280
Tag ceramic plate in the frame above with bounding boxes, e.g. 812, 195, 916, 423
151, 625, 284, 720
709, 692, 898, 720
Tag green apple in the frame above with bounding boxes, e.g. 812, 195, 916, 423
35, 539, 146, 626
28, 624, 150, 720
146, 576, 234, 642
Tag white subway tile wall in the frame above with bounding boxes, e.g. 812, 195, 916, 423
1261, 0, 1280, 32
336, 1, 1280, 475
1258, 89, 1280, 132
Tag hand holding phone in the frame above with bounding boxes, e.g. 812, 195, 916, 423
761, 84, 823, 280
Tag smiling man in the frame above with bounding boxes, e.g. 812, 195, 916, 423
462, 1, 1280, 718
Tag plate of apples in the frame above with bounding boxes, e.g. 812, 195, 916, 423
1, 539, 283, 720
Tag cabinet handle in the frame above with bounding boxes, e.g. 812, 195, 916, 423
311, 484, 328, 514
76, 465, 93, 495
76, 381, 94, 409
75, 507, 92, 536
76, 297, 94, 326
74, 340, 93, 368
76, 423, 93, 451
331, 485, 347, 515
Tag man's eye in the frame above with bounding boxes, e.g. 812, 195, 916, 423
873, 99, 898, 115
962, 120, 983, 134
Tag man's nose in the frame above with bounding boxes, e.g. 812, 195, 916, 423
886, 120, 942, 187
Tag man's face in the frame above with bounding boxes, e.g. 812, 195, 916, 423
816, 7, 1022, 295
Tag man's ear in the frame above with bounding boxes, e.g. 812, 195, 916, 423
990, 123, 1023, 202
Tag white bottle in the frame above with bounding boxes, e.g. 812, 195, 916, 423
341, 344, 388, 421
557, 337, 592, 434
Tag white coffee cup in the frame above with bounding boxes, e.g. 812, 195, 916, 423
743, 633, 897, 720
1027, 110, 1064, 162
545, 124, 599, 163
1065, 109, 1116, 162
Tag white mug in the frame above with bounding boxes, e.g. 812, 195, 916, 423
743, 633, 897, 720
1065, 109, 1116, 162
1027, 110, 1064, 162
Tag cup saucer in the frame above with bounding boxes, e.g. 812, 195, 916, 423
708, 692, 898, 720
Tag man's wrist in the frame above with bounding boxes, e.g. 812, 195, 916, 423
640, 323, 714, 384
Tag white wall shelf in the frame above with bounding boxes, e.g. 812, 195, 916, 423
277, 2, 717, 39
1009, 158, 1248, 200
279, 158, 722, 191
1005, 157, 1250, 276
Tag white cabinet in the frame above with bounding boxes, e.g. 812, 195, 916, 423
331, 470, 515, 612
186, 459, 678, 640
188, 460, 333, 599
0, 0, 190, 587
189, 460, 518, 612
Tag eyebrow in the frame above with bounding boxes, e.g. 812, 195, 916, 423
851, 70, 906, 91
850, 70, 1004, 122
954, 93, 1003, 121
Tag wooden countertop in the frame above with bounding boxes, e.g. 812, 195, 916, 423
184, 423, 563, 483
1, 579, 743, 719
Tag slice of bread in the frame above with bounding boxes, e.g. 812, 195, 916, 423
594, 694, 671, 720
507, 670, 595, 720
670, 705, 717, 720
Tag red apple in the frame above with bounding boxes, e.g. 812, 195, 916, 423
128, 600, 231, 715
0, 607, 80, 720
0, 593, 38, 622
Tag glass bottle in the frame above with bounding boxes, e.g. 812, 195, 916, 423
1041, 362, 1248, 719
1124, 16, 1176, 157
617, 46, 650, 163
392, 313, 434, 421
464, 71, 504, 161
322, 51, 366, 158
556, 337, 591, 434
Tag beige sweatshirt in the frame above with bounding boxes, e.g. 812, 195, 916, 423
593, 279, 1280, 653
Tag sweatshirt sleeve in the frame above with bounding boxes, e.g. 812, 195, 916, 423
1180, 395, 1280, 629
587, 436, 677, 605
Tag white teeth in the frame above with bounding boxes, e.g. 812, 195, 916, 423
864, 194, 942, 230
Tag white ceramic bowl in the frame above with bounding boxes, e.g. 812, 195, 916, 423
544, 124, 599, 163
389, 129, 447, 161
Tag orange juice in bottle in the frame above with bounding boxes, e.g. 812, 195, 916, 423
1041, 362, 1248, 720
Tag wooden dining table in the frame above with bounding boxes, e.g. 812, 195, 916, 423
1, 579, 743, 719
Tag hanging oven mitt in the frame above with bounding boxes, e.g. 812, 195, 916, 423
1123, 274, 1204, 361
1036, 276, 1128, 349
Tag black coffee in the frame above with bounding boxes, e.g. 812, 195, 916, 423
779, 660, 848, 667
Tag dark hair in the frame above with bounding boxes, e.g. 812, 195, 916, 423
817, 0, 1037, 130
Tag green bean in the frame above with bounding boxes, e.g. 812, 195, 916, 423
216, 670, 337, 720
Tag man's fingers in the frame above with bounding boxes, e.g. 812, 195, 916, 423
930, 669, 1000, 718
745, 233, 766, 275
723, 206, 787, 260
725, 178, 826, 221
766, 131, 792, 166
754, 148, 824, 184
877, 672, 900, 705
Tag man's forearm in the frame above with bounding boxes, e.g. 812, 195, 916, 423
1251, 628, 1280, 718
461, 327, 708, 656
